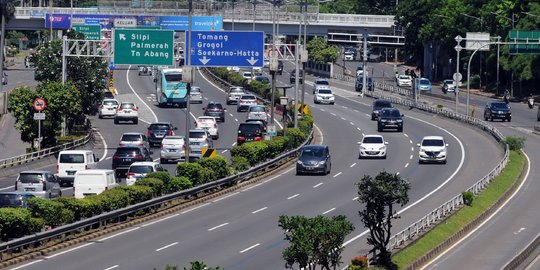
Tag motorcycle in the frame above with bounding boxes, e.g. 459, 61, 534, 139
528, 97, 534, 109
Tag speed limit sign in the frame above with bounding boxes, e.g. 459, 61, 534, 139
33, 98, 46, 112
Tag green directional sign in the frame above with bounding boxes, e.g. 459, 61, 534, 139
509, 30, 540, 55
114, 29, 174, 65
73, 25, 101, 40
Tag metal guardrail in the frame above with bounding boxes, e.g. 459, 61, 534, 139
0, 130, 93, 169
0, 127, 314, 259
364, 84, 509, 250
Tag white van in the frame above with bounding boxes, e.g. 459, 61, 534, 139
73, 170, 117, 199
57, 150, 99, 186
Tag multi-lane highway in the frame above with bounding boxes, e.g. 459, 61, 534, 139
2, 59, 506, 270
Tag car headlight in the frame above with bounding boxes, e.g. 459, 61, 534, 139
318, 161, 326, 166
381, 146, 387, 151
397, 119, 403, 122
380, 119, 387, 122
297, 160, 303, 165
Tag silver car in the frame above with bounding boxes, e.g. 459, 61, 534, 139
190, 86, 203, 104
126, 162, 165, 185
226, 86, 246, 105
119, 132, 150, 152
246, 105, 268, 123
189, 129, 213, 156
160, 136, 186, 163
15, 171, 61, 199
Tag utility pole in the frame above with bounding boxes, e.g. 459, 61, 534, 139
185, 0, 193, 162
0, 3, 6, 97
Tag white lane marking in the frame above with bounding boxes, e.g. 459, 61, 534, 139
0, 186, 12, 191
126, 65, 159, 122
45, 243, 94, 259
155, 242, 178, 252
98, 227, 140, 241
235, 118, 238, 122
153, 158, 160, 162
350, 121, 355, 125
404, 163, 409, 168
212, 192, 239, 203
242, 182, 262, 191
252, 207, 268, 214
105, 156, 112, 160
331, 113, 337, 116
95, 129, 108, 163
350, 163, 356, 167
10, 260, 44, 270
229, 113, 234, 117
322, 208, 336, 215
396, 172, 400, 176
104, 265, 119, 270
313, 183, 323, 188
411, 147, 414, 151
181, 202, 210, 214
357, 127, 361, 131
410, 140, 413, 144
352, 196, 358, 201
333, 172, 342, 178
287, 194, 299, 199
354, 109, 359, 112
141, 214, 180, 227
341, 117, 346, 120
314, 123, 324, 144
232, 142, 237, 146
362, 133, 365, 137
409, 155, 413, 160
139, 118, 151, 124
320, 108, 326, 112
240, 243, 260, 253
365, 113, 370, 117
189, 111, 198, 122
404, 133, 409, 137
208, 223, 229, 231
221, 149, 228, 153
513, 227, 526, 235
420, 151, 531, 269
341, 106, 347, 109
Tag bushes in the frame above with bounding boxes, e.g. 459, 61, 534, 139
501, 136, 526, 151
54, 197, 101, 221
168, 176, 193, 192
285, 128, 307, 149
114, 185, 154, 204
135, 178, 165, 197
0, 208, 43, 241
230, 156, 250, 173
198, 156, 230, 179
349, 256, 369, 270
462, 191, 474, 206
176, 162, 214, 186
27, 197, 74, 227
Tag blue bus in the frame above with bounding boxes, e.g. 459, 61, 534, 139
156, 68, 188, 108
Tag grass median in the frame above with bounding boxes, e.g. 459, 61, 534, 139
392, 150, 525, 268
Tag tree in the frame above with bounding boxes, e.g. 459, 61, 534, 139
279, 215, 354, 270
306, 37, 340, 63
0, 0, 17, 21
7, 85, 39, 145
30, 30, 107, 114
356, 171, 410, 269
183, 261, 223, 270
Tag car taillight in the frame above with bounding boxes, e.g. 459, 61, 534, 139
214, 124, 217, 128
132, 107, 139, 111
148, 130, 151, 137
238, 137, 246, 141
113, 155, 120, 159
118, 107, 123, 111
100, 105, 103, 109
136, 143, 143, 146
160, 143, 164, 148
85, 165, 89, 169
254, 137, 262, 141
119, 143, 125, 146
168, 130, 174, 136
105, 186, 109, 191
135, 155, 144, 159
127, 172, 135, 177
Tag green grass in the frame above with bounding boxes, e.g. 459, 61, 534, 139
392, 150, 525, 268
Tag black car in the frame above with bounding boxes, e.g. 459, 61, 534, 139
377, 108, 404, 132
296, 144, 332, 175
112, 146, 153, 178
0, 192, 35, 208
245, 119, 267, 133
237, 123, 264, 145
371, 99, 393, 120
355, 77, 374, 92
290, 69, 304, 84
103, 91, 114, 100
253, 75, 270, 84
147, 122, 177, 147
484, 101, 511, 122
203, 102, 226, 122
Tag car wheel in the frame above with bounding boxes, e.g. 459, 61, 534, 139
58, 190, 62, 197
214, 134, 219, 140
377, 125, 382, 132
371, 115, 375, 121
419, 160, 423, 164
226, 101, 230, 105
383, 154, 387, 159
48, 192, 52, 199
398, 127, 403, 132
358, 154, 362, 159
442, 159, 447, 164
330, 102, 335, 105
160, 158, 166, 164
508, 118, 511, 122
114, 118, 119, 124
134, 118, 138, 125
98, 114, 103, 119
296, 170, 301, 175
484, 115, 488, 121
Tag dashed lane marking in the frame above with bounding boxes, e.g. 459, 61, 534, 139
350, 163, 356, 167
333, 172, 342, 178
155, 242, 178, 252
208, 223, 229, 231
251, 207, 268, 214
404, 163, 409, 168
288, 194, 299, 199
240, 243, 260, 253
322, 208, 336, 215
313, 183, 323, 188
104, 265, 119, 270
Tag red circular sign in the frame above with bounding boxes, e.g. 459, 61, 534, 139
33, 98, 46, 112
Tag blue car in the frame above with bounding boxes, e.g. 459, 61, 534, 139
416, 78, 432, 92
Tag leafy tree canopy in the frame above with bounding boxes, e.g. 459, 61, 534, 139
306, 37, 340, 63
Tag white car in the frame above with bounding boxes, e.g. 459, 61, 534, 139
314, 88, 335, 105
227, 66, 240, 72
226, 86, 246, 105
160, 136, 187, 163
246, 105, 268, 123
358, 135, 388, 159
196, 116, 219, 140
98, 99, 119, 119
418, 136, 448, 164
397, 75, 412, 87
343, 51, 354, 61
189, 86, 203, 104
242, 71, 252, 80
126, 162, 165, 185
114, 102, 139, 124
237, 94, 258, 112
313, 79, 330, 94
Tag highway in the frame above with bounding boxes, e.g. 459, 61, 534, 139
3, 61, 504, 270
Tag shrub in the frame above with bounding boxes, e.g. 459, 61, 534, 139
27, 197, 74, 227
198, 156, 230, 179
145, 171, 173, 193
135, 178, 165, 197
113, 185, 154, 204
298, 115, 314, 135
350, 256, 369, 269
501, 136, 526, 151
0, 208, 43, 241
462, 191, 474, 206
168, 176, 193, 192
230, 142, 268, 166
176, 163, 214, 186
273, 136, 289, 152
96, 188, 131, 212
261, 139, 283, 159
230, 156, 250, 173
285, 128, 307, 149
54, 197, 102, 221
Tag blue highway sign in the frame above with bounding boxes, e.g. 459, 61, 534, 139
188, 31, 264, 67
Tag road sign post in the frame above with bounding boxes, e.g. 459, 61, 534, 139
187, 31, 264, 67
114, 29, 174, 65
33, 98, 46, 151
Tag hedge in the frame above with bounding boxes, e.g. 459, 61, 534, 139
197, 156, 230, 180
0, 208, 44, 241
27, 197, 74, 227
135, 178, 165, 197
54, 197, 102, 221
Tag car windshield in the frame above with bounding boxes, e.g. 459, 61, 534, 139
121, 134, 141, 141
162, 136, 184, 144
241, 95, 256, 100
238, 124, 262, 136
249, 106, 265, 112
374, 101, 392, 110
164, 73, 182, 81
316, 80, 329, 86
422, 139, 444, 146
191, 87, 201, 93
103, 100, 118, 106
243, 72, 251, 77
121, 103, 135, 109
59, 154, 84, 163
381, 109, 401, 117
318, 89, 332, 94
255, 77, 269, 83
198, 117, 215, 124
149, 124, 171, 130
230, 87, 244, 93
363, 137, 383, 144
301, 147, 324, 158
129, 166, 154, 174
444, 80, 453, 84
492, 102, 509, 109
419, 79, 430, 85
189, 131, 206, 138
114, 148, 140, 156
207, 103, 223, 109
399, 75, 410, 80
18, 173, 44, 183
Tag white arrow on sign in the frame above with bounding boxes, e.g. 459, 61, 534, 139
247, 57, 258, 66
199, 56, 211, 65
119, 34, 126, 41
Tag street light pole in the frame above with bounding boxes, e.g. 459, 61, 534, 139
496, 36, 501, 96
300, 0, 307, 116
269, 1, 277, 127
461, 13, 483, 90
454, 35, 462, 115
185, 0, 193, 162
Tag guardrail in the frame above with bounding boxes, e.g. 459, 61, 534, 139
0, 127, 313, 261
364, 84, 509, 251
0, 130, 93, 170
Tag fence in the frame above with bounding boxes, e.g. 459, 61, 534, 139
304, 60, 333, 78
